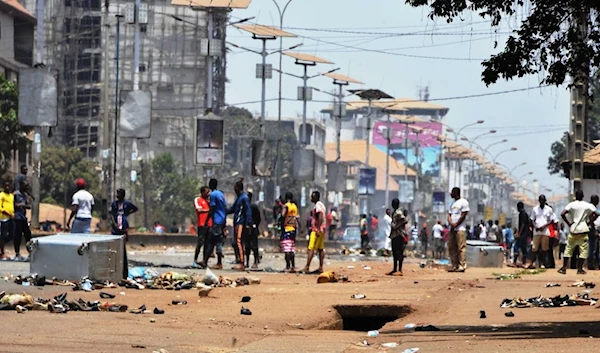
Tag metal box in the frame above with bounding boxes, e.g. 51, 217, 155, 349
29, 234, 124, 283
466, 240, 504, 268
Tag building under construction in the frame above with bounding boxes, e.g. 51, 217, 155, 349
20, 0, 228, 184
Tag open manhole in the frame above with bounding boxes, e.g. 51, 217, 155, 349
319, 305, 412, 332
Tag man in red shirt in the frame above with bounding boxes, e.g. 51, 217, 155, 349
193, 186, 212, 268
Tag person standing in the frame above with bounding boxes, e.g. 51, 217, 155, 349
382, 208, 393, 252
503, 224, 514, 262
419, 223, 429, 257
67, 179, 94, 234
193, 186, 211, 268
529, 195, 553, 269
359, 214, 369, 251
13, 165, 28, 196
12, 181, 32, 261
558, 223, 567, 259
513, 202, 530, 266
478, 220, 487, 241
559, 190, 599, 275
432, 220, 444, 259
0, 182, 15, 260
110, 188, 138, 279
387, 198, 408, 276
280, 192, 298, 272
245, 192, 261, 269
227, 179, 252, 271
301, 191, 326, 274
447, 187, 469, 272
588, 195, 600, 270
328, 207, 339, 241
203, 178, 227, 270
547, 206, 559, 269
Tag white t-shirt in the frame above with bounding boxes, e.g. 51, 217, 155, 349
479, 224, 487, 240
564, 200, 597, 234
432, 223, 443, 239
530, 205, 553, 236
593, 206, 600, 229
488, 224, 498, 241
72, 190, 94, 219
383, 214, 392, 237
331, 210, 339, 226
449, 198, 470, 231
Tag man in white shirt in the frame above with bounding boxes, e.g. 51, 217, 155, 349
68, 179, 95, 234
559, 190, 599, 275
478, 221, 487, 241
529, 195, 553, 269
588, 195, 600, 270
383, 208, 393, 251
447, 187, 469, 272
432, 220, 444, 259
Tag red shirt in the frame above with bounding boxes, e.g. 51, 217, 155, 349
194, 196, 212, 227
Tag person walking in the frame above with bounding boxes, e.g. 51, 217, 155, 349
447, 187, 469, 272
193, 186, 211, 268
327, 207, 339, 241
246, 192, 261, 269
513, 202, 530, 267
110, 188, 138, 279
12, 180, 32, 262
280, 192, 298, 272
0, 182, 15, 260
529, 195, 553, 269
227, 179, 252, 271
559, 190, 599, 275
301, 191, 326, 274
203, 178, 227, 270
67, 179, 94, 234
360, 214, 369, 251
387, 198, 408, 276
419, 223, 429, 257
432, 220, 444, 259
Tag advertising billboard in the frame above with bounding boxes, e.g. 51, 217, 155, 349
372, 120, 442, 177
195, 115, 224, 166
358, 168, 376, 195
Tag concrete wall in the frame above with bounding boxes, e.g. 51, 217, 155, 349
0, 11, 15, 60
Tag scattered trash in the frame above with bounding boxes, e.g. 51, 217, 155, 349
381, 342, 398, 348
505, 311, 515, 317
363, 266, 372, 270
100, 292, 116, 299
240, 296, 251, 303
150, 318, 156, 323
415, 325, 440, 331
419, 263, 425, 268
203, 268, 220, 286
501, 293, 598, 308
348, 266, 355, 269
236, 278, 250, 286
405, 323, 416, 329
546, 283, 561, 287
240, 307, 252, 315
129, 305, 147, 314
367, 330, 379, 337
414, 281, 419, 284
351, 294, 366, 299
198, 286, 212, 297
16, 305, 28, 313
248, 277, 262, 285
131, 344, 146, 349
171, 300, 187, 305
479, 310, 487, 319
570, 281, 596, 289
153, 307, 165, 314
120, 292, 126, 296
317, 271, 348, 284
494, 269, 546, 280
401, 348, 419, 353
151, 349, 168, 353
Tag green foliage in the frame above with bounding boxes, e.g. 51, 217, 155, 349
39, 146, 101, 207
405, 1, 600, 87
139, 153, 201, 226
547, 138, 567, 177
0, 74, 31, 177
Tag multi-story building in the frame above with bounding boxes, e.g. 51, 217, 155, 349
0, 0, 34, 178
20, 0, 228, 186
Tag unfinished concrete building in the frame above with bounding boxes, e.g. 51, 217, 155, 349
20, 0, 227, 185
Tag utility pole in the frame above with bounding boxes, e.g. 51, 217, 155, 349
132, 0, 141, 91
385, 112, 391, 207
101, 1, 111, 231
30, 0, 45, 229
113, 15, 123, 194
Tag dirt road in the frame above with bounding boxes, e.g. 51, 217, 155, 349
2, 258, 600, 352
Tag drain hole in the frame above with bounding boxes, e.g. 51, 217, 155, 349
328, 305, 412, 332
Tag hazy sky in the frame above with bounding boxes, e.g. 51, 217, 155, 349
224, 0, 570, 196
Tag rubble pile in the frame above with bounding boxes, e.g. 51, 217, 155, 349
500, 293, 598, 308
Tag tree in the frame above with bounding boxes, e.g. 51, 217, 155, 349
139, 153, 201, 227
405, 1, 600, 86
547, 138, 567, 177
39, 146, 100, 207
0, 74, 31, 178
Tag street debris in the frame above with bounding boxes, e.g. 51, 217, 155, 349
401, 348, 419, 353
240, 307, 252, 315
381, 342, 398, 348
501, 293, 598, 308
367, 330, 379, 337
569, 281, 596, 289
240, 296, 251, 303
494, 269, 546, 280
171, 300, 187, 305
545, 283, 561, 288
317, 271, 348, 284
505, 311, 515, 317
415, 325, 440, 331
351, 294, 366, 299
479, 310, 487, 319
405, 323, 416, 329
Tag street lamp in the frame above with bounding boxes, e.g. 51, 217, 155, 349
272, 0, 296, 128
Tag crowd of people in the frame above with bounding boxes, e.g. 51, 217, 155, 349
0, 165, 33, 261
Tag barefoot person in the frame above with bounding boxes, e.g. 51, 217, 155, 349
281, 192, 298, 272
227, 179, 252, 271
559, 190, 599, 275
302, 191, 326, 274
448, 187, 469, 272
193, 186, 211, 268
203, 178, 227, 270
387, 198, 408, 276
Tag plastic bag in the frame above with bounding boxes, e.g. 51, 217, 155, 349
128, 267, 146, 279
203, 268, 219, 286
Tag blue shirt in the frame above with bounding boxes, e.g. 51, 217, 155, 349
110, 200, 138, 235
227, 192, 252, 226
504, 228, 514, 243
13, 191, 27, 221
209, 189, 227, 225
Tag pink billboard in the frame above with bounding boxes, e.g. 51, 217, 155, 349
372, 121, 442, 177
